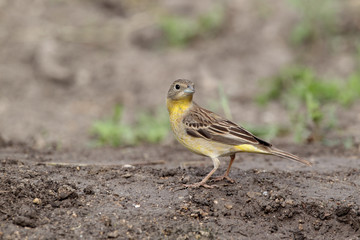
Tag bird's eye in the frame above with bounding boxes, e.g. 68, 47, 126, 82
175, 84, 180, 90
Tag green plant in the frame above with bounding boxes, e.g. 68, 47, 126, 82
91, 105, 170, 147
217, 84, 233, 120
323, 137, 354, 149
158, 5, 224, 47
257, 66, 360, 143
135, 108, 170, 144
340, 44, 360, 105
288, 0, 339, 45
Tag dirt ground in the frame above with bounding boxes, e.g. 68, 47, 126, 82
1, 0, 360, 239
1, 141, 360, 239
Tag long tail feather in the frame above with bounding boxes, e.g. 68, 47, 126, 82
269, 147, 312, 166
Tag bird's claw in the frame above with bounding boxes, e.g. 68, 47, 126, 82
184, 182, 216, 189
212, 175, 235, 183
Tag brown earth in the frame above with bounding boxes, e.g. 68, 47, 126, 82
1, 0, 360, 239
1, 141, 360, 239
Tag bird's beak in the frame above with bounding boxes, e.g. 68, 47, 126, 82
184, 85, 195, 94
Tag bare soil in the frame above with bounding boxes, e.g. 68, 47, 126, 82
1, 141, 360, 239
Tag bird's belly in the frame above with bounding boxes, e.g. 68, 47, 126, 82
176, 129, 232, 157
169, 112, 233, 157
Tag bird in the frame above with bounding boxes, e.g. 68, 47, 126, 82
166, 79, 312, 188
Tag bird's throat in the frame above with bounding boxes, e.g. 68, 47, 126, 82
166, 96, 193, 116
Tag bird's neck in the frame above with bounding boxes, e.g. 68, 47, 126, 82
166, 96, 193, 116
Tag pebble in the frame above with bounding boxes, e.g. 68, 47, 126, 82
247, 191, 261, 199
123, 164, 134, 168
107, 230, 119, 238
58, 185, 77, 200
122, 173, 132, 178
33, 198, 42, 205
298, 223, 304, 231
199, 230, 210, 237
335, 206, 351, 217
83, 185, 95, 195
224, 204, 233, 210
313, 220, 322, 230
13, 216, 36, 228
181, 175, 190, 183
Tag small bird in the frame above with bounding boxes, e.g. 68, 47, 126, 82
166, 79, 311, 188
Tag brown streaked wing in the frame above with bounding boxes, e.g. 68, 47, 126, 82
183, 103, 271, 147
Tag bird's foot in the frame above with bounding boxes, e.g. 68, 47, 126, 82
184, 181, 216, 189
212, 175, 235, 183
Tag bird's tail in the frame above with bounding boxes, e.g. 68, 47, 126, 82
233, 144, 312, 166
269, 147, 312, 166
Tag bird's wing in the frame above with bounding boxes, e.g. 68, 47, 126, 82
183, 104, 271, 147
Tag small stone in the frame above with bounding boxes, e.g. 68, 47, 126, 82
247, 192, 261, 199
58, 185, 77, 200
298, 223, 303, 231
13, 216, 36, 228
123, 164, 134, 168
122, 173, 132, 178
181, 175, 190, 184
83, 185, 95, 195
33, 198, 42, 205
264, 205, 272, 213
335, 206, 351, 217
293, 231, 305, 240
51, 201, 61, 208
224, 204, 233, 210
199, 209, 208, 217
313, 220, 322, 230
285, 199, 294, 205
107, 230, 119, 238
270, 225, 278, 233
199, 230, 210, 237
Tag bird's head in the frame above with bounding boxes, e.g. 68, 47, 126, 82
167, 79, 195, 101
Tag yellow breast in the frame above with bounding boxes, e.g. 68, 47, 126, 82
166, 97, 192, 144
167, 98, 233, 158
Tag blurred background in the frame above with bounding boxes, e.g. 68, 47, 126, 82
0, 0, 359, 150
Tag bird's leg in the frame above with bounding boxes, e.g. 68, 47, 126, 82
212, 154, 236, 183
184, 157, 220, 188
